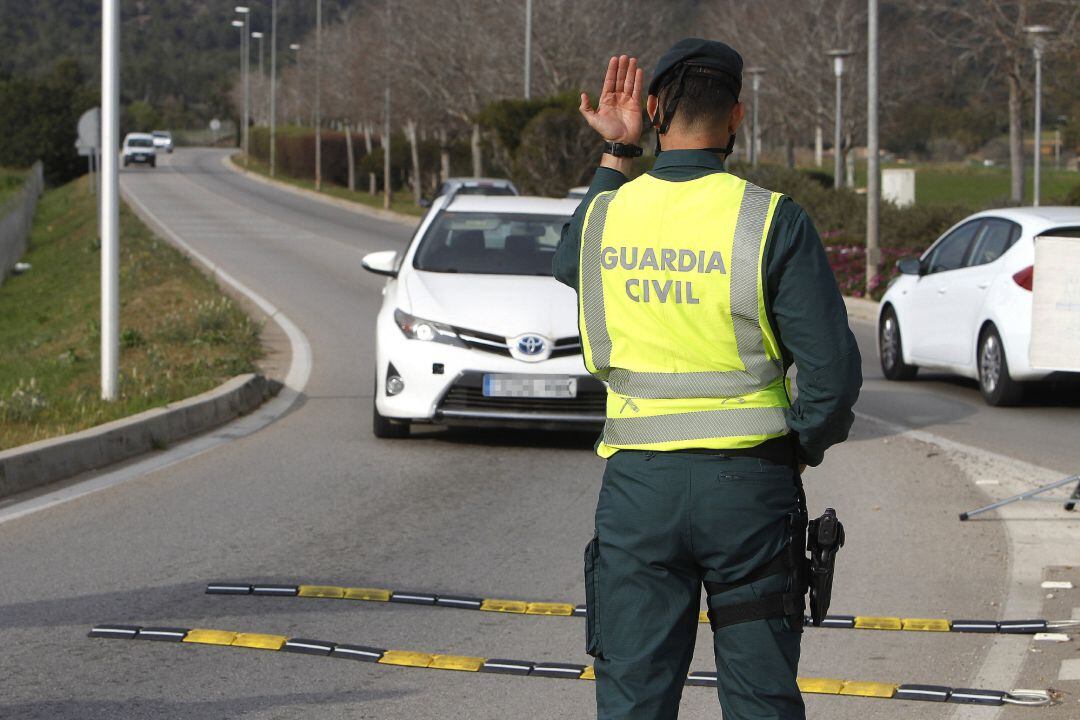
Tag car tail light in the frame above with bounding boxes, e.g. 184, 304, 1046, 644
1012, 265, 1033, 291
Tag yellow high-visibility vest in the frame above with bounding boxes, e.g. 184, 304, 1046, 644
578, 172, 791, 458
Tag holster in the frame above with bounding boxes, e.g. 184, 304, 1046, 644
705, 481, 844, 631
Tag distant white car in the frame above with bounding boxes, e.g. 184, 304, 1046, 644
566, 186, 589, 199
878, 206, 1080, 405
122, 133, 156, 168
361, 192, 603, 438
151, 130, 174, 153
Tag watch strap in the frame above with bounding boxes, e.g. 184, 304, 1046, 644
603, 141, 644, 158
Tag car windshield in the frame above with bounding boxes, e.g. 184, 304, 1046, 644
413, 212, 567, 276
127, 138, 153, 148
152, 132, 169, 138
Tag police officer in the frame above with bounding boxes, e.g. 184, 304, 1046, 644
552, 40, 862, 720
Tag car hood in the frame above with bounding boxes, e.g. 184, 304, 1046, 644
403, 270, 579, 339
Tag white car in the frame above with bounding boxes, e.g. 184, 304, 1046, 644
362, 193, 604, 438
122, 133, 156, 168
878, 206, 1080, 405
151, 130, 174, 153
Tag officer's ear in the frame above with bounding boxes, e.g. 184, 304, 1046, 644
728, 101, 746, 134
646, 95, 660, 128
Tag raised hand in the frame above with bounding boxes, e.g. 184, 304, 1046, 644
579, 55, 643, 145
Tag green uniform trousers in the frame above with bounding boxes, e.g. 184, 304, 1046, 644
585, 450, 805, 720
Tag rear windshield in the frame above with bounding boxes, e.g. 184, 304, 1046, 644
127, 138, 153, 148
152, 132, 170, 138
1039, 226, 1080, 238
413, 212, 567, 276
454, 186, 516, 196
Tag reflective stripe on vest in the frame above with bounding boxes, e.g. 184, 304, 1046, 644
577, 174, 790, 456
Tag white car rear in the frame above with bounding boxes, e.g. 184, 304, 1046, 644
362, 193, 603, 437
878, 206, 1080, 405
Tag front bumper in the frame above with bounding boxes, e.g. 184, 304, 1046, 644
434, 371, 605, 430
125, 153, 154, 163
375, 319, 605, 430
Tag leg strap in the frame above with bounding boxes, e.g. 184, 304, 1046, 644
704, 551, 805, 632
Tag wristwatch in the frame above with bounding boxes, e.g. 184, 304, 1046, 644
603, 141, 644, 158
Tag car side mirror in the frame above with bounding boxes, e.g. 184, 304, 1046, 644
897, 258, 922, 276
362, 250, 399, 278
418, 197, 432, 209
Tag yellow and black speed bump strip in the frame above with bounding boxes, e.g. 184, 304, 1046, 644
87, 624, 1052, 707
204, 581, 1078, 636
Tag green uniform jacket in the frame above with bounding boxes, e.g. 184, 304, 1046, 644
552, 150, 862, 467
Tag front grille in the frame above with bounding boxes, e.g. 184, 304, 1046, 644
437, 372, 605, 415
454, 326, 582, 359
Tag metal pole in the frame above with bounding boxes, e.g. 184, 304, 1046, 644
866, 0, 880, 295
383, 0, 392, 209
244, 12, 251, 166
834, 67, 843, 190
270, 0, 277, 176
524, 0, 532, 100
1033, 46, 1042, 207
101, 0, 120, 400
315, 0, 322, 191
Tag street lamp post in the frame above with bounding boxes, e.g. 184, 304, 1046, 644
866, 0, 881, 296
746, 67, 765, 167
1024, 25, 1054, 208
524, 0, 532, 100
101, 0, 120, 400
270, 0, 277, 176
826, 49, 853, 190
289, 43, 301, 126
235, 6, 251, 166
252, 31, 264, 77
315, 0, 322, 191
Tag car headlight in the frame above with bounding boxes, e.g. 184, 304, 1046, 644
393, 309, 466, 347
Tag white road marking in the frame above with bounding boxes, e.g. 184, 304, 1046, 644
1059, 658, 1080, 681
855, 410, 1080, 719
0, 154, 313, 526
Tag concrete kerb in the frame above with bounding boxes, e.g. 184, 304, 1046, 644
844, 296, 879, 324
222, 154, 418, 228
0, 374, 280, 498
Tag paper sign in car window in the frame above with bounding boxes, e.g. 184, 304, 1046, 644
1030, 236, 1080, 371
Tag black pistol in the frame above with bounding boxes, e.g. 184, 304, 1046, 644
806, 507, 845, 626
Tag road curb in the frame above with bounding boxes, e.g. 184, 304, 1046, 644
844, 296, 879, 324
222, 154, 418, 228
0, 374, 281, 498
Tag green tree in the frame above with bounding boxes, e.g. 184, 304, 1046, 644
0, 58, 95, 185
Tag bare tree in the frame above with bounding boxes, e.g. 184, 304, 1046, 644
916, 0, 1080, 202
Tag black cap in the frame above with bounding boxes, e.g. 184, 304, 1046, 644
648, 38, 743, 100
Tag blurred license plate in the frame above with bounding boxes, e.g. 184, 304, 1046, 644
483, 374, 577, 398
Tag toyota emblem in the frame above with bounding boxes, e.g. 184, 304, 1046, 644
517, 335, 547, 356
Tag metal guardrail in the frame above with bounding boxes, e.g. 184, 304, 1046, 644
0, 160, 44, 286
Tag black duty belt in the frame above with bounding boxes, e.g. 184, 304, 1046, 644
666, 434, 797, 468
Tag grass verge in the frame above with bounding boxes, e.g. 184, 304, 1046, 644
0, 175, 262, 450
233, 152, 426, 217
850, 162, 1079, 207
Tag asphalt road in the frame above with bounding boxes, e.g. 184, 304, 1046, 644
1, 148, 1076, 719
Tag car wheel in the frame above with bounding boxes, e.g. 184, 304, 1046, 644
123, 159, 128, 167
149, 159, 156, 168
879, 307, 918, 380
978, 326, 1023, 406
372, 381, 410, 439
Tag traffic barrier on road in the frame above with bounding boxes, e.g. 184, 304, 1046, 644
87, 623, 1052, 706
204, 581, 1079, 636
